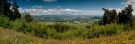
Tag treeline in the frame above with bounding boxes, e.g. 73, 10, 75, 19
100, 5, 134, 27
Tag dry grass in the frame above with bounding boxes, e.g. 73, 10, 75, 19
0, 27, 46, 44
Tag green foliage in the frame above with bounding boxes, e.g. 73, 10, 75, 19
10, 1, 21, 20
0, 0, 21, 20
11, 17, 27, 32
100, 8, 117, 25
0, 0, 12, 17
26, 22, 47, 37
0, 15, 11, 28
47, 23, 72, 33
22, 12, 34, 23
86, 24, 125, 38
118, 5, 134, 26
100, 5, 134, 27
11, 19, 46, 37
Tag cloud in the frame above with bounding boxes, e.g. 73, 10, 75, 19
19, 8, 101, 15
43, 0, 57, 2
108, 8, 122, 13
31, 6, 43, 9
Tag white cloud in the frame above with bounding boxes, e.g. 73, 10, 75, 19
32, 6, 43, 9
43, 0, 57, 2
108, 8, 122, 13
19, 8, 101, 15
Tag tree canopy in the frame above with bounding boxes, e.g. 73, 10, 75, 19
100, 5, 134, 26
0, 0, 21, 20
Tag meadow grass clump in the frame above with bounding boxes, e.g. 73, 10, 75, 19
0, 15, 11, 28
46, 23, 73, 33
0, 28, 46, 44
86, 23, 125, 38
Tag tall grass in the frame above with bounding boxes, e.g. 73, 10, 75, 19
0, 28, 46, 44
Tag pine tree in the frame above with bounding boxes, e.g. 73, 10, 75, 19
110, 9, 117, 23
118, 5, 133, 26
23, 12, 34, 23
0, 0, 21, 20
0, 0, 12, 17
11, 1, 21, 20
100, 8, 117, 25
101, 8, 109, 25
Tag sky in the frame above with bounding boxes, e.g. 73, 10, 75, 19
10, 0, 135, 15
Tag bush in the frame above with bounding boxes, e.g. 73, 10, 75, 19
11, 18, 27, 32
46, 29, 77, 39
47, 23, 72, 33
0, 15, 11, 28
86, 24, 124, 38
26, 22, 47, 37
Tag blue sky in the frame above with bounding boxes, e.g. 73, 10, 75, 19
10, 0, 133, 15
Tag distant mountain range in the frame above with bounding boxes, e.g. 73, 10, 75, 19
32, 14, 102, 22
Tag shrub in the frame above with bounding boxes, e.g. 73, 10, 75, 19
0, 15, 11, 28
86, 24, 124, 38
47, 23, 72, 33
26, 22, 47, 37
45, 29, 58, 38
11, 18, 27, 32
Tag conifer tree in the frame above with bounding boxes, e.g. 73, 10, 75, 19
11, 1, 21, 20
110, 9, 117, 23
23, 12, 34, 23
0, 0, 21, 20
101, 8, 110, 25
0, 0, 12, 17
100, 8, 117, 25
118, 5, 133, 26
